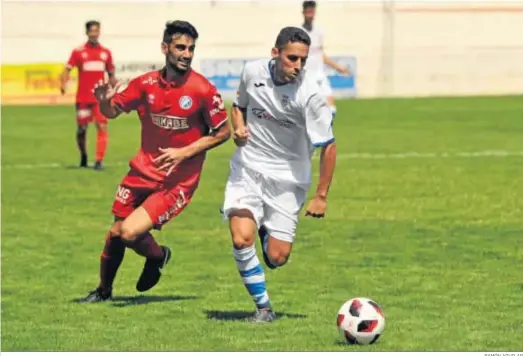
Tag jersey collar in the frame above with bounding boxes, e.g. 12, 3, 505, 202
85, 41, 99, 48
158, 67, 191, 88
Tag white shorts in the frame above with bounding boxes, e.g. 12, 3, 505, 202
316, 74, 333, 98
222, 161, 307, 243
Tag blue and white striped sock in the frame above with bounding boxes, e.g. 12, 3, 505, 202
233, 246, 271, 310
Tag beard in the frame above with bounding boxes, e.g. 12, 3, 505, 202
166, 53, 191, 74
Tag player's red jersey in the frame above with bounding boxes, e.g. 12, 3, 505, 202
112, 68, 228, 186
67, 42, 115, 103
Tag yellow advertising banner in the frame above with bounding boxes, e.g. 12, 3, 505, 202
1, 63, 78, 105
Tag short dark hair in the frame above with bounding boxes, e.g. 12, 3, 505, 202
163, 20, 199, 43
302, 1, 316, 10
274, 27, 311, 50
85, 20, 100, 32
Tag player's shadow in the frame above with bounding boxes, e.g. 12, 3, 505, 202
205, 309, 307, 321
111, 295, 199, 307
64, 165, 89, 170
71, 295, 198, 307
64, 165, 108, 171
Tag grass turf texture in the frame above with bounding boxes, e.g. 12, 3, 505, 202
2, 96, 522, 351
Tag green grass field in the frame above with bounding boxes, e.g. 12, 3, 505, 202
2, 96, 522, 351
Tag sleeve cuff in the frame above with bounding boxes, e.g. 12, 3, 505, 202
210, 116, 228, 130
232, 102, 246, 110
312, 137, 335, 148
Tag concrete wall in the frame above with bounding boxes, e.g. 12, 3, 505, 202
2, 0, 523, 98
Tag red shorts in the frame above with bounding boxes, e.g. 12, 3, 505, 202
111, 169, 196, 230
76, 102, 108, 126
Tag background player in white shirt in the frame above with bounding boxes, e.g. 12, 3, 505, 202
301, 0, 351, 117
222, 27, 337, 322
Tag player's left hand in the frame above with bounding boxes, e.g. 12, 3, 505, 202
305, 195, 327, 218
92, 79, 120, 103
153, 147, 189, 176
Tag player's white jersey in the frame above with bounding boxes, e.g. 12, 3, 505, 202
232, 59, 334, 187
301, 25, 324, 78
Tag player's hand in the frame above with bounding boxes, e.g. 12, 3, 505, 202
92, 79, 119, 103
60, 85, 66, 95
153, 147, 189, 176
305, 195, 327, 218
233, 126, 249, 146
339, 67, 351, 76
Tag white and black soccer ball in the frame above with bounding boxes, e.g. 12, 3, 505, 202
336, 297, 385, 345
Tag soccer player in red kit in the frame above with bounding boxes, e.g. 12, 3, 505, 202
60, 20, 117, 170
79, 21, 231, 302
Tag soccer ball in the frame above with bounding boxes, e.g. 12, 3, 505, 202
336, 297, 385, 345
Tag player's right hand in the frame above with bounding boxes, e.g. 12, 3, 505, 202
60, 86, 66, 95
233, 126, 249, 146
92, 79, 119, 102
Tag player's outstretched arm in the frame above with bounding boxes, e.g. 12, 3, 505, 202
61, 49, 78, 95
231, 104, 249, 146
60, 67, 71, 95
306, 142, 337, 218
304, 93, 337, 218
106, 51, 119, 88
154, 122, 231, 175
108, 72, 119, 88
323, 53, 351, 76
231, 64, 249, 146
182, 122, 231, 158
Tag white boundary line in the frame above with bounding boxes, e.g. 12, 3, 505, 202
2, 150, 522, 170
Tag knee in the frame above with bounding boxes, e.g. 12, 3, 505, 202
119, 221, 139, 243
267, 248, 290, 267
232, 231, 255, 250
77, 125, 87, 135
96, 123, 107, 132
229, 212, 256, 250
109, 220, 122, 237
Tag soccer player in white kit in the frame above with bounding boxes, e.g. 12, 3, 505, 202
301, 0, 351, 117
222, 27, 337, 322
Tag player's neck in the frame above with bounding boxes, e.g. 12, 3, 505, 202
269, 60, 287, 86
163, 66, 189, 85
87, 40, 99, 47
303, 22, 313, 31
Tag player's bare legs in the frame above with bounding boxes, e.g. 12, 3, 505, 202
81, 207, 171, 303
76, 124, 88, 168
229, 210, 275, 322
258, 229, 292, 267
94, 122, 108, 170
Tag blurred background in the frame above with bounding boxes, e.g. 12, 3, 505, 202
2, 0, 523, 104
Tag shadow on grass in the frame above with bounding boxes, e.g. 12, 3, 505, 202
204, 309, 307, 321
71, 294, 199, 307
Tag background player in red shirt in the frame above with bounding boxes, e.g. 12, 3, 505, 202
60, 20, 117, 170
80, 21, 231, 302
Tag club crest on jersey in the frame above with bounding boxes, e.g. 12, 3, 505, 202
179, 95, 193, 110
281, 94, 290, 108
81, 52, 88, 59
100, 52, 108, 60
